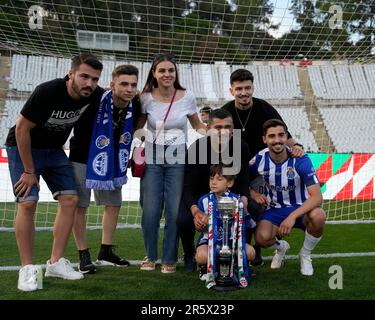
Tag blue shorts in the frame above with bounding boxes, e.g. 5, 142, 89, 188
6, 146, 77, 202
259, 205, 306, 230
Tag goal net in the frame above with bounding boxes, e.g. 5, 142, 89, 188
1, 0, 375, 230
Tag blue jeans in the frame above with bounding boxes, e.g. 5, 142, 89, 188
140, 162, 185, 264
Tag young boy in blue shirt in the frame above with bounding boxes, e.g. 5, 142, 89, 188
195, 164, 255, 286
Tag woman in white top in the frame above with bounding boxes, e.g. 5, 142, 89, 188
137, 53, 206, 273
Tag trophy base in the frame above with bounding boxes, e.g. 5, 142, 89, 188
210, 284, 239, 292
210, 278, 239, 292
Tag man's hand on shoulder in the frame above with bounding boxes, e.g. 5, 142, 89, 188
290, 143, 305, 158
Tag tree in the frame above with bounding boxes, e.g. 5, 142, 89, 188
279, 0, 375, 60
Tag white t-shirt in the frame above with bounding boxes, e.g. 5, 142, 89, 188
141, 90, 198, 146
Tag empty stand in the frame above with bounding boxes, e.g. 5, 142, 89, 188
4, 54, 375, 154
307, 64, 375, 99
277, 107, 319, 152
319, 107, 375, 153
0, 99, 25, 146
8, 54, 303, 101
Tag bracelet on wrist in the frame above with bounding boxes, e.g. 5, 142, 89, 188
23, 171, 35, 175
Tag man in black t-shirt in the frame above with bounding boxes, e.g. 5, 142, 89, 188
69, 65, 141, 274
221, 69, 304, 265
222, 69, 303, 160
5, 53, 103, 291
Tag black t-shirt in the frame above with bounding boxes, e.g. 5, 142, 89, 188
69, 94, 142, 164
222, 98, 292, 159
5, 76, 103, 149
182, 136, 250, 210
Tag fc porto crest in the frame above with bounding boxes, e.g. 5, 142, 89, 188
119, 149, 130, 172
93, 152, 108, 176
119, 132, 131, 145
95, 135, 110, 149
286, 167, 295, 179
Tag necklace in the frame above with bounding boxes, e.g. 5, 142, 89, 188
234, 106, 252, 132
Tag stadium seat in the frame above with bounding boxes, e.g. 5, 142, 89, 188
319, 107, 375, 153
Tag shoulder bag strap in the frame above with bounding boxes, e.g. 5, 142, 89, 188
153, 89, 177, 143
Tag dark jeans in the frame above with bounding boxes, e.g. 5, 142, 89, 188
177, 199, 196, 259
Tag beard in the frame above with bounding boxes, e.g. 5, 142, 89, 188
238, 96, 251, 108
72, 76, 92, 98
271, 144, 285, 154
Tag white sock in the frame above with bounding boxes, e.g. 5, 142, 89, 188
300, 230, 322, 255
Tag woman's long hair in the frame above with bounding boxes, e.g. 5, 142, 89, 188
142, 53, 185, 94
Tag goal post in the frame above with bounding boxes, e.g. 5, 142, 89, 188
0, 1, 375, 232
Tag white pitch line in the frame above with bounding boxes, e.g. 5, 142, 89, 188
1, 252, 375, 271
0, 220, 374, 232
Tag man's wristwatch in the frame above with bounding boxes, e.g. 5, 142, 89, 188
293, 143, 304, 149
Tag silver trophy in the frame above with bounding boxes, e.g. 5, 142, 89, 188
212, 196, 238, 291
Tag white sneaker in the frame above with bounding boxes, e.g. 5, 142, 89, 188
270, 240, 290, 269
45, 257, 84, 280
299, 252, 314, 276
18, 264, 42, 292
199, 273, 208, 281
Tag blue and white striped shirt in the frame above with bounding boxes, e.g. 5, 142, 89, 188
249, 148, 320, 209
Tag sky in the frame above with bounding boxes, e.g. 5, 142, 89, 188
268, 0, 297, 38
268, 0, 365, 44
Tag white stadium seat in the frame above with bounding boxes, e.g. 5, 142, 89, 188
3, 54, 375, 154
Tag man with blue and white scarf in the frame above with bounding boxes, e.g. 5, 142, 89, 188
69, 65, 142, 274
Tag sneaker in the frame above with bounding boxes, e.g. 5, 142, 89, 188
18, 264, 42, 292
299, 252, 314, 276
198, 265, 208, 281
140, 256, 155, 271
45, 257, 84, 280
96, 245, 130, 267
270, 240, 290, 269
78, 249, 96, 274
183, 257, 197, 272
251, 245, 264, 266
161, 264, 176, 274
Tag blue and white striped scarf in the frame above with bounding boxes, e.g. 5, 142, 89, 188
86, 90, 133, 190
